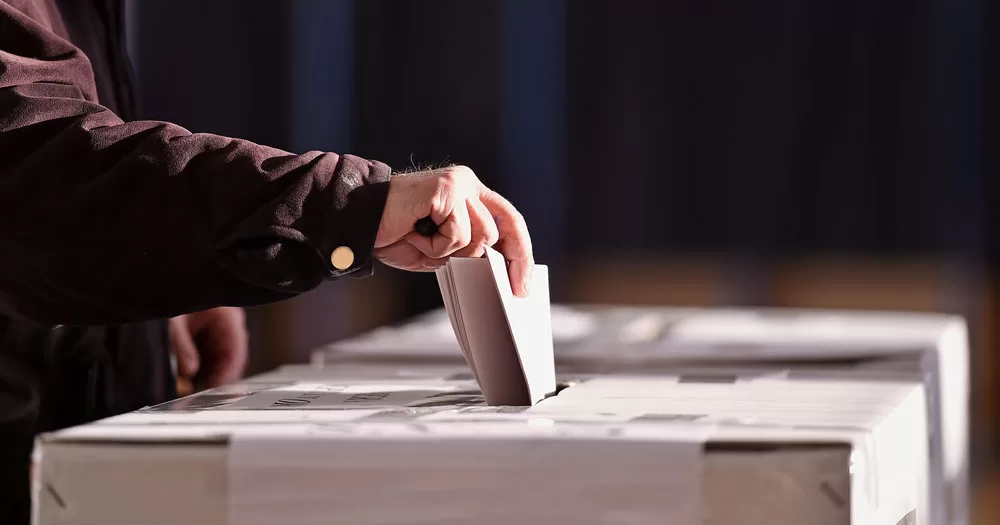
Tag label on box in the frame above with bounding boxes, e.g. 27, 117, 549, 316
227, 420, 708, 525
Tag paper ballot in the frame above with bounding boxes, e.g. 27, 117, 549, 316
435, 247, 557, 405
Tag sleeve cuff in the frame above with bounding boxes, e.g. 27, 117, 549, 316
315, 156, 391, 279
217, 153, 391, 294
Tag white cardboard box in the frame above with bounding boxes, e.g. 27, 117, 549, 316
35, 374, 927, 525
318, 305, 968, 525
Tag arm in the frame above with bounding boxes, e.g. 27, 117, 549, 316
0, 4, 389, 324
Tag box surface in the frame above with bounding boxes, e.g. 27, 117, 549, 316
319, 305, 968, 525
36, 374, 927, 525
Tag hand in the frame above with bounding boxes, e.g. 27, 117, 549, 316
375, 166, 534, 297
169, 307, 248, 389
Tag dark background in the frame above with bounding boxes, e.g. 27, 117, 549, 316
126, 0, 997, 493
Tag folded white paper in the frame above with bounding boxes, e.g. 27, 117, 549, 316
435, 247, 556, 405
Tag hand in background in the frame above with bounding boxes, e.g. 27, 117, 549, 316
375, 165, 534, 297
169, 306, 248, 390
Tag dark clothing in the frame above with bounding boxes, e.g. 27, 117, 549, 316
0, 0, 391, 521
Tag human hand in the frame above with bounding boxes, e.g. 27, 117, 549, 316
169, 307, 248, 389
374, 166, 534, 297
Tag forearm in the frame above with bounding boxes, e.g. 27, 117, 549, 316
0, 85, 389, 324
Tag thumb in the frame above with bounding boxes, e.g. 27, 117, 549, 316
168, 316, 200, 379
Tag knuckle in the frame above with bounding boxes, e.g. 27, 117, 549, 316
458, 228, 473, 246
444, 165, 477, 189
510, 210, 527, 230
483, 225, 500, 246
439, 168, 457, 184
427, 241, 447, 257
229, 307, 246, 322
449, 165, 475, 179
479, 220, 500, 246
441, 166, 463, 184
434, 173, 457, 196
429, 188, 453, 215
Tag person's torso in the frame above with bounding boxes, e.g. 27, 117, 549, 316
7, 0, 136, 117
0, 0, 171, 431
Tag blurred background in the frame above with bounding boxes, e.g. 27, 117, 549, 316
125, 0, 996, 517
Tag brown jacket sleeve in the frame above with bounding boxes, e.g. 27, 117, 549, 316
0, 4, 391, 324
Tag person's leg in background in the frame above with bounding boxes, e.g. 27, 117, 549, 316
0, 319, 177, 524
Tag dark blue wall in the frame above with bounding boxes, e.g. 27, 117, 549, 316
128, 0, 994, 301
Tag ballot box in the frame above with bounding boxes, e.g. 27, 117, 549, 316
317, 305, 968, 525
35, 374, 927, 525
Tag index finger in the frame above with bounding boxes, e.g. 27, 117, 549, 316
479, 188, 534, 297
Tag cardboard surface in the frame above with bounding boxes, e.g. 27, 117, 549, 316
36, 374, 928, 525
316, 304, 968, 525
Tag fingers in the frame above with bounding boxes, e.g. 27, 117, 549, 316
405, 196, 472, 258
200, 308, 248, 388
168, 315, 200, 379
203, 330, 247, 387
374, 165, 532, 290
479, 188, 534, 297
376, 240, 446, 272
451, 198, 499, 258
377, 166, 465, 248
404, 196, 500, 260
174, 308, 248, 389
